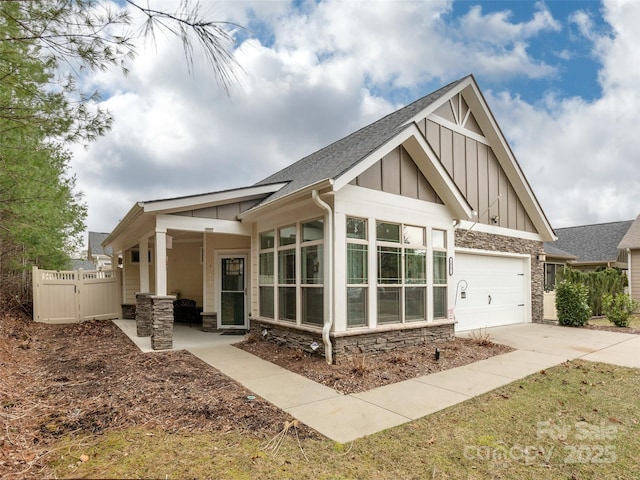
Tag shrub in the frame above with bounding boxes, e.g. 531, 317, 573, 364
602, 293, 638, 327
555, 280, 591, 327
562, 267, 627, 316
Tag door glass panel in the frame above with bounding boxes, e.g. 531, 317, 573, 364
221, 257, 245, 326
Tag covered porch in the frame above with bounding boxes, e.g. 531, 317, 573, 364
113, 319, 246, 353
102, 185, 284, 349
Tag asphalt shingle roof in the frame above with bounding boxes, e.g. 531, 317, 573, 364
89, 232, 112, 256
254, 75, 470, 205
547, 220, 633, 263
618, 214, 640, 249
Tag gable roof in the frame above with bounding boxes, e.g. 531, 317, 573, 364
250, 74, 554, 241
548, 220, 633, 263
618, 213, 640, 249
88, 232, 112, 257
543, 242, 577, 260
254, 76, 468, 204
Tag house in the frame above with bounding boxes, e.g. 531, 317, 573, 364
618, 214, 640, 305
103, 74, 555, 362
543, 220, 632, 290
87, 231, 113, 269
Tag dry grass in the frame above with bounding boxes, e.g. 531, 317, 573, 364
589, 315, 640, 329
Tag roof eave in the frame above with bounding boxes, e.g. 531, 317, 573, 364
102, 203, 145, 250
238, 178, 335, 221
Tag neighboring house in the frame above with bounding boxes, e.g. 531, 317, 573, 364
88, 232, 113, 269
543, 220, 632, 290
70, 259, 97, 271
103, 75, 555, 361
618, 214, 640, 305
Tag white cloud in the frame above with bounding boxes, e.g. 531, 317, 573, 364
489, 0, 640, 228
71, 0, 633, 238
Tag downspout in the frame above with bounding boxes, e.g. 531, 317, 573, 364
312, 189, 333, 365
627, 248, 632, 298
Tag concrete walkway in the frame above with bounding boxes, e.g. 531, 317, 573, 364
114, 320, 640, 444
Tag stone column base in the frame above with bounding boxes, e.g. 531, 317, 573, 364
201, 312, 217, 332
150, 295, 176, 350
135, 293, 152, 337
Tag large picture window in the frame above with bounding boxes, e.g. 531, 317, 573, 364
377, 222, 427, 324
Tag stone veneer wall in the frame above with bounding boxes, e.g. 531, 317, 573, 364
201, 312, 218, 332
121, 304, 136, 320
150, 295, 175, 350
455, 229, 545, 323
250, 320, 455, 364
135, 293, 152, 337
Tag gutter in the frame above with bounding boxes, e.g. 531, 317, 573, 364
311, 189, 333, 365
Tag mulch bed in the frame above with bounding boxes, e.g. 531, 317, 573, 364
0, 310, 319, 479
1, 308, 515, 478
236, 332, 514, 395
585, 324, 640, 334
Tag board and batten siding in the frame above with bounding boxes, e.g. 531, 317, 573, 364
423, 118, 535, 233
347, 93, 536, 236
350, 145, 443, 204
629, 250, 640, 305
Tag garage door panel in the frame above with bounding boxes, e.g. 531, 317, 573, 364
455, 253, 528, 331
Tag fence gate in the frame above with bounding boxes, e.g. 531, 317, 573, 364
32, 267, 121, 323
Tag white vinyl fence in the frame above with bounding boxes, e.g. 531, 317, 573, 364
32, 267, 121, 323
543, 291, 558, 321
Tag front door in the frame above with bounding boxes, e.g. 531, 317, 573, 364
219, 255, 247, 328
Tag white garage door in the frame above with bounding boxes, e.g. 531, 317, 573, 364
454, 253, 528, 331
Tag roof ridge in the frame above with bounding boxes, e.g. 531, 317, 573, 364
254, 75, 471, 187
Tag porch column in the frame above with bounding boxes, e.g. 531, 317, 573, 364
140, 236, 150, 293
154, 227, 168, 296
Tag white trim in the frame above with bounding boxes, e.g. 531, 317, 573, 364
454, 247, 531, 260
156, 214, 251, 236
333, 126, 473, 221
456, 220, 545, 242
215, 250, 249, 329
238, 179, 334, 221
142, 184, 287, 214
428, 114, 489, 145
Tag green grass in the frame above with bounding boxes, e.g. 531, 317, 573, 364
49, 361, 640, 479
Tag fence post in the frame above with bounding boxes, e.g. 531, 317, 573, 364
32, 266, 39, 322
76, 269, 83, 322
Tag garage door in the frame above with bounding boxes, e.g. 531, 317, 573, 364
453, 253, 528, 331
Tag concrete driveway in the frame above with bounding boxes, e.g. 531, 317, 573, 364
468, 323, 640, 369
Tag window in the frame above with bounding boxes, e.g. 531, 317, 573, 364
377, 222, 427, 324
277, 225, 296, 322
301, 219, 324, 326
347, 217, 368, 327
544, 263, 563, 291
130, 248, 152, 264
258, 219, 325, 326
432, 229, 447, 319
259, 231, 275, 318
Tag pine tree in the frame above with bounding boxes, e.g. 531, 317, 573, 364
0, 1, 240, 303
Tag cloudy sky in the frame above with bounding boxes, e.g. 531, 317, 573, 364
71, 0, 640, 238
